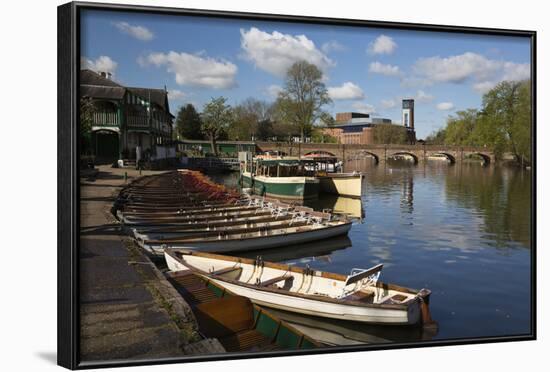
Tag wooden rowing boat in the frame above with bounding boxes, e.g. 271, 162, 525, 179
166, 270, 321, 351
132, 214, 294, 233
132, 218, 309, 241
120, 210, 274, 226
121, 205, 258, 218
142, 220, 352, 254
165, 250, 435, 326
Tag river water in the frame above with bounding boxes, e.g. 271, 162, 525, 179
212, 159, 532, 345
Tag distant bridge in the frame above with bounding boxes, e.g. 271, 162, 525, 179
256, 142, 496, 165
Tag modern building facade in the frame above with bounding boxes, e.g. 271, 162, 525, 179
80, 69, 174, 161
322, 100, 417, 145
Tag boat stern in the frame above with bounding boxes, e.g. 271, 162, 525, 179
417, 288, 438, 329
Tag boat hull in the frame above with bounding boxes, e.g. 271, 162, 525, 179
165, 253, 419, 325
318, 173, 364, 198
207, 278, 418, 325
242, 172, 319, 200
143, 222, 352, 255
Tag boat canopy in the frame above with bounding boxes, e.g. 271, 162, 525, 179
256, 158, 313, 166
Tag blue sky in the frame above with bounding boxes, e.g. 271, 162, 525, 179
81, 9, 531, 138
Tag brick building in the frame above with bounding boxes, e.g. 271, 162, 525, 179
322, 100, 416, 145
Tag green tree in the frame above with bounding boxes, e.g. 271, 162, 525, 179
430, 79, 531, 165
229, 98, 272, 140
311, 127, 338, 143
425, 128, 447, 145
372, 124, 408, 144
201, 97, 233, 156
444, 109, 479, 146
256, 119, 274, 141
481, 80, 531, 163
276, 61, 331, 142
175, 104, 203, 140
319, 112, 336, 127
270, 119, 296, 142
230, 104, 257, 141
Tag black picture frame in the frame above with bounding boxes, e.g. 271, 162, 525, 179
58, 1, 537, 369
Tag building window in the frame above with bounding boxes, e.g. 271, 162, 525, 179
404, 113, 409, 127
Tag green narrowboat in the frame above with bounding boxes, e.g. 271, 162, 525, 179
241, 157, 320, 200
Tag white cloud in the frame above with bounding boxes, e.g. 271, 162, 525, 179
415, 90, 435, 103
380, 99, 397, 109
352, 102, 376, 114
413, 52, 500, 83
328, 82, 365, 100
411, 52, 530, 93
368, 35, 397, 55
502, 61, 531, 81
472, 81, 497, 94
141, 51, 237, 89
436, 102, 455, 111
322, 40, 346, 54
81, 55, 118, 74
240, 27, 334, 77
167, 89, 186, 100
266, 84, 283, 99
113, 21, 154, 41
369, 62, 401, 76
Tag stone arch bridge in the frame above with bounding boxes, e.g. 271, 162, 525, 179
256, 142, 495, 165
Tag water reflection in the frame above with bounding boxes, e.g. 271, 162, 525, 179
400, 171, 414, 215
215, 157, 532, 343
306, 195, 364, 219
238, 235, 352, 263
266, 308, 437, 346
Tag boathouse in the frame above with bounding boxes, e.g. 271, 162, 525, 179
80, 69, 174, 163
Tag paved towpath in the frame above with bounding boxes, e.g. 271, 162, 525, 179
79, 165, 223, 362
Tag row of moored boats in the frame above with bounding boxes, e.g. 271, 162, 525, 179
114, 170, 436, 346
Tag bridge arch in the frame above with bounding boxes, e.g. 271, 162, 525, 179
349, 150, 380, 164
430, 152, 456, 164
389, 152, 418, 164
303, 150, 336, 157
473, 152, 491, 166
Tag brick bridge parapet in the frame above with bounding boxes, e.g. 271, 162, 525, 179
255, 142, 496, 165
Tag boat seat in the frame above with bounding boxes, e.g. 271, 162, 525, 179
308, 210, 331, 221
258, 275, 293, 287
293, 206, 314, 214
380, 294, 409, 304
343, 290, 375, 302
211, 266, 242, 276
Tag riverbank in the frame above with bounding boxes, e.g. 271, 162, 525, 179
79, 165, 224, 362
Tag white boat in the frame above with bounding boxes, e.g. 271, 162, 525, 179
317, 173, 364, 199
120, 209, 273, 226
165, 250, 435, 326
301, 153, 364, 198
142, 220, 352, 255
132, 218, 309, 241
